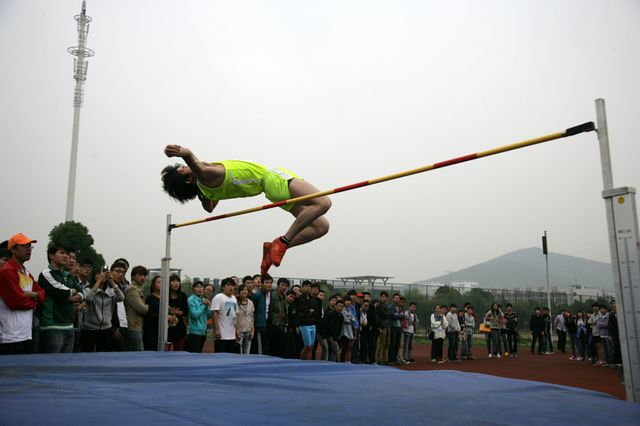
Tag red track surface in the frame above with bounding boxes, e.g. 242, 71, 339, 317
398, 343, 625, 400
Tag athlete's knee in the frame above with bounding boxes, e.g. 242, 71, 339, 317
315, 196, 331, 214
315, 218, 330, 237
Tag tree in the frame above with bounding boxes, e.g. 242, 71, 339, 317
433, 285, 463, 307
465, 288, 494, 313
49, 221, 105, 269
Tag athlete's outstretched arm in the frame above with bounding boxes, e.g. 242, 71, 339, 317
164, 144, 220, 184
198, 195, 218, 213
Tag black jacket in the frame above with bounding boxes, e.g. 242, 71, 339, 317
566, 315, 577, 334
375, 301, 391, 328
295, 294, 319, 326
530, 314, 545, 334
323, 309, 343, 340
504, 312, 518, 331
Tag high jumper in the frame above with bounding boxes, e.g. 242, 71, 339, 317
161, 144, 331, 275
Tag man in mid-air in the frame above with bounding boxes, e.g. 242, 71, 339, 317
162, 145, 331, 275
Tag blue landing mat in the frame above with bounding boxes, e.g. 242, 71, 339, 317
0, 352, 637, 425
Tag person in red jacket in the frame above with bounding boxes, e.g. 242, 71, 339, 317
0, 233, 46, 354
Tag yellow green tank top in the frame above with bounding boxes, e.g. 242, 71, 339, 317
196, 160, 268, 201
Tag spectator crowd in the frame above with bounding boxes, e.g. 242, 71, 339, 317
424, 301, 621, 367
0, 233, 622, 370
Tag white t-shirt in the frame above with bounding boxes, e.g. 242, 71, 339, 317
211, 293, 237, 340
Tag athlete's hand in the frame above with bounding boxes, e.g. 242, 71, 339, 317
164, 144, 191, 158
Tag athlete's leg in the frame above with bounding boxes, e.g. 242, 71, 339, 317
283, 179, 331, 245
287, 215, 329, 247
268, 178, 331, 267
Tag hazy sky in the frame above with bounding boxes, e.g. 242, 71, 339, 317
1, 0, 638, 285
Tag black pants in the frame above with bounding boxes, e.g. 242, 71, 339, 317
531, 332, 543, 353
447, 332, 458, 360
359, 330, 370, 363
311, 332, 319, 360
258, 328, 271, 355
339, 336, 351, 362
269, 325, 288, 358
81, 329, 113, 352
250, 333, 259, 354
388, 327, 402, 363
506, 330, 519, 353
351, 330, 360, 363
186, 334, 206, 353
557, 330, 567, 353
612, 335, 622, 364
0, 339, 34, 355
368, 330, 378, 364
431, 338, 444, 360
113, 328, 129, 352
214, 339, 239, 353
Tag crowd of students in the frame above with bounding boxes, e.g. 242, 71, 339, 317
0, 233, 623, 371
426, 301, 622, 367
0, 235, 421, 363
187, 275, 421, 366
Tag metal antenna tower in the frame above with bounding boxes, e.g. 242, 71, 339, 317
65, 0, 95, 222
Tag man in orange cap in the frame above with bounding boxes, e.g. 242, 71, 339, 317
0, 233, 46, 355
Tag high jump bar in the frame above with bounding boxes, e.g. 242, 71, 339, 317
171, 121, 595, 230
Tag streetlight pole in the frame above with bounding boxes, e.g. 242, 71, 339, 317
542, 231, 553, 350
65, 0, 94, 221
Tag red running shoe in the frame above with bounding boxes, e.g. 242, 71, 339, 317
270, 238, 289, 267
260, 242, 272, 276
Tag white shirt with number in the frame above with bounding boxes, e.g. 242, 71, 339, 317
211, 293, 237, 340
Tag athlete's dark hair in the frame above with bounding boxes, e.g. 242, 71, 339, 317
161, 164, 199, 203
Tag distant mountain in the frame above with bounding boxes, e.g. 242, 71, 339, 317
414, 248, 613, 290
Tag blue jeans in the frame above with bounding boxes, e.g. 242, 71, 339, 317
447, 332, 458, 360
403, 332, 414, 361
128, 330, 143, 351
463, 333, 473, 358
240, 331, 252, 354
544, 332, 553, 353
388, 327, 402, 363
489, 330, 500, 355
41, 330, 75, 353
576, 335, 586, 358
568, 332, 577, 357
506, 330, 518, 353
602, 336, 614, 363
317, 333, 328, 361
327, 338, 340, 362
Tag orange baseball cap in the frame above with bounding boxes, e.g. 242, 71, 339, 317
7, 233, 37, 249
